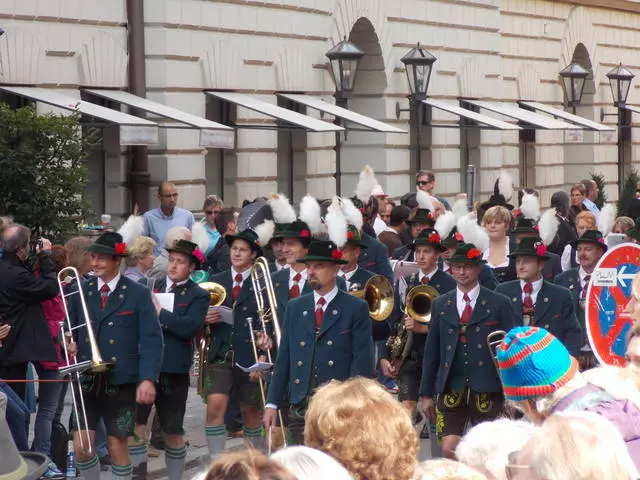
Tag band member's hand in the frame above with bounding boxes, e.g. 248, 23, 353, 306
0, 324, 10, 347
205, 310, 222, 325
379, 358, 397, 379
151, 294, 162, 315
404, 316, 416, 331
255, 332, 273, 351
136, 380, 156, 404
263, 407, 278, 431
249, 371, 263, 383
421, 397, 436, 424
64, 332, 77, 358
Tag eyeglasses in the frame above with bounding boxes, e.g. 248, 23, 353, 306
505, 451, 529, 480
205, 210, 221, 215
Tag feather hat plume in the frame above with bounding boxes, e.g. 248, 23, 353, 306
326, 197, 348, 248
416, 189, 435, 212
538, 208, 559, 246
497, 170, 514, 203
268, 193, 297, 224
452, 197, 469, 219
340, 197, 363, 231
354, 165, 378, 203
117, 215, 144, 244
254, 219, 276, 247
435, 211, 457, 239
520, 192, 541, 221
597, 203, 617, 237
191, 222, 209, 253
458, 214, 489, 253
299, 195, 325, 237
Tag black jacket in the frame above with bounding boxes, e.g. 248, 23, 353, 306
204, 237, 231, 277
0, 252, 58, 364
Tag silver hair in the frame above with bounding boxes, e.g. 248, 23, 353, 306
164, 226, 191, 249
534, 374, 586, 415
271, 446, 354, 480
1, 224, 30, 253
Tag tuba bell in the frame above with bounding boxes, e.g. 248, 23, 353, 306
196, 282, 226, 397
350, 275, 395, 321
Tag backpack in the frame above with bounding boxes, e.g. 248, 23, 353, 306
50, 420, 69, 471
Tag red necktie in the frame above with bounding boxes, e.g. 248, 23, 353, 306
233, 273, 242, 300
523, 282, 533, 310
169, 283, 177, 293
289, 273, 302, 299
581, 275, 591, 301
100, 284, 110, 310
421, 276, 430, 285
459, 293, 472, 343
315, 297, 326, 330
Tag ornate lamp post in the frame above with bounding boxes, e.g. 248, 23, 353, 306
559, 62, 589, 113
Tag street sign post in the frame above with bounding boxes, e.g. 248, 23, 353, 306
586, 243, 640, 366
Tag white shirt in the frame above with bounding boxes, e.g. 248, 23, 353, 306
483, 242, 510, 269
579, 267, 592, 292
231, 267, 251, 288
561, 244, 578, 272
520, 277, 543, 305
373, 216, 386, 236
419, 267, 438, 284
275, 262, 289, 272
289, 267, 308, 291
340, 266, 358, 290
166, 278, 189, 293
97, 274, 121, 296
313, 285, 339, 312
456, 283, 480, 318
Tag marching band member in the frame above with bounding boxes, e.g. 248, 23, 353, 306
267, 194, 297, 273
495, 236, 582, 357
67, 232, 163, 480
554, 229, 608, 370
129, 240, 209, 479
381, 229, 455, 418
264, 200, 373, 444
392, 190, 437, 262
419, 232, 518, 459
201, 227, 270, 458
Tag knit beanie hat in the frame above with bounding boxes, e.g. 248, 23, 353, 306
496, 326, 579, 402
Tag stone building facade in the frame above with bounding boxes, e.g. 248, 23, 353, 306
0, 0, 639, 219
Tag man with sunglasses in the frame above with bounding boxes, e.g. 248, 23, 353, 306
416, 171, 450, 211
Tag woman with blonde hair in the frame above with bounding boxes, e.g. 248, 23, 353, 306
481, 205, 516, 283
560, 210, 596, 271
305, 377, 418, 480
123, 236, 156, 281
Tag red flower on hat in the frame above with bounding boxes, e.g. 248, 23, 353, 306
347, 231, 354, 240
193, 248, 205, 264
536, 244, 547, 256
428, 232, 441, 244
331, 250, 344, 260
513, 208, 521, 217
454, 231, 464, 241
115, 242, 127, 254
599, 237, 605, 244
467, 248, 481, 259
534, 224, 540, 232
300, 229, 310, 238
427, 212, 434, 219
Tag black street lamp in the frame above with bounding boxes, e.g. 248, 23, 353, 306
559, 62, 589, 112
326, 37, 364, 105
601, 63, 635, 193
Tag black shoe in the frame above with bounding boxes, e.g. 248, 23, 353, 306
131, 462, 147, 480
99, 454, 111, 471
420, 422, 430, 439
150, 438, 165, 450
413, 411, 423, 425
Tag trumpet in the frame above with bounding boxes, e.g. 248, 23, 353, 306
349, 275, 394, 322
57, 267, 113, 456
196, 282, 226, 397
486, 330, 506, 373
249, 257, 287, 453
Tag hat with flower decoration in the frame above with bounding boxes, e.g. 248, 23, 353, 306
569, 229, 608, 252
409, 228, 446, 252
297, 240, 348, 265
225, 228, 264, 257
87, 231, 129, 257
166, 239, 206, 269
345, 225, 367, 249
272, 220, 313, 245
508, 236, 549, 260
446, 242, 486, 265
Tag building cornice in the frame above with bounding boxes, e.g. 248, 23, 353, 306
556, 0, 640, 13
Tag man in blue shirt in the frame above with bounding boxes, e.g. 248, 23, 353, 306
143, 182, 194, 255
580, 179, 600, 218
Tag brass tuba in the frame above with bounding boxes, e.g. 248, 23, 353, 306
350, 275, 395, 321
387, 285, 439, 370
196, 282, 226, 397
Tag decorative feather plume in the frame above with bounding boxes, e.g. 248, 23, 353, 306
435, 211, 456, 239
538, 208, 559, 246
497, 170, 514, 202
191, 222, 209, 253
452, 198, 469, 219
299, 195, 324, 237
268, 193, 297, 224
255, 219, 275, 247
416, 189, 435, 211
354, 165, 377, 203
598, 203, 617, 237
520, 192, 541, 221
458, 214, 489, 253
340, 197, 363, 231
117, 215, 143, 244
326, 197, 348, 248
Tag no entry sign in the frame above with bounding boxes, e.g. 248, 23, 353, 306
586, 243, 640, 366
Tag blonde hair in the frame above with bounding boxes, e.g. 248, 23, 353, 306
304, 378, 418, 480
203, 195, 224, 211
613, 216, 635, 234
204, 450, 296, 480
413, 459, 487, 480
125, 236, 156, 266
575, 211, 596, 228
482, 206, 511, 226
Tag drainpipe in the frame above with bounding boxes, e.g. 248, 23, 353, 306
126, 0, 150, 213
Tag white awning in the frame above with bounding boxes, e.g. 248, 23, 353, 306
519, 101, 614, 132
424, 99, 521, 131
0, 86, 158, 145
205, 92, 344, 133
463, 100, 580, 130
84, 89, 235, 149
278, 94, 405, 133
624, 105, 640, 116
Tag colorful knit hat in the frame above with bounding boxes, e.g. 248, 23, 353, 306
496, 326, 579, 402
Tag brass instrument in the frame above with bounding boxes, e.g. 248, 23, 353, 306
249, 257, 287, 453
350, 275, 394, 321
486, 330, 507, 372
196, 282, 226, 396
387, 285, 439, 370
57, 267, 113, 455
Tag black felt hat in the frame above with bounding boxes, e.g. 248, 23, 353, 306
570, 229, 608, 252
87, 231, 129, 257
166, 239, 205, 268
225, 229, 264, 256
297, 240, 348, 265
512, 216, 538, 235
408, 208, 435, 227
446, 242, 486, 265
409, 228, 446, 252
272, 220, 313, 245
509, 236, 549, 260
442, 226, 464, 249
480, 177, 515, 211
345, 225, 367, 249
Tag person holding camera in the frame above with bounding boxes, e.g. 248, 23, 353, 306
0, 224, 59, 400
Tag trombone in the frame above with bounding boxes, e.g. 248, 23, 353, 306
249, 257, 287, 453
487, 330, 507, 372
196, 282, 226, 396
57, 267, 113, 456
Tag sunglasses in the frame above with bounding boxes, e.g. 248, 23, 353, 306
416, 181, 430, 186
205, 210, 221, 215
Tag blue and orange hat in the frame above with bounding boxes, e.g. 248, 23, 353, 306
496, 326, 579, 402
